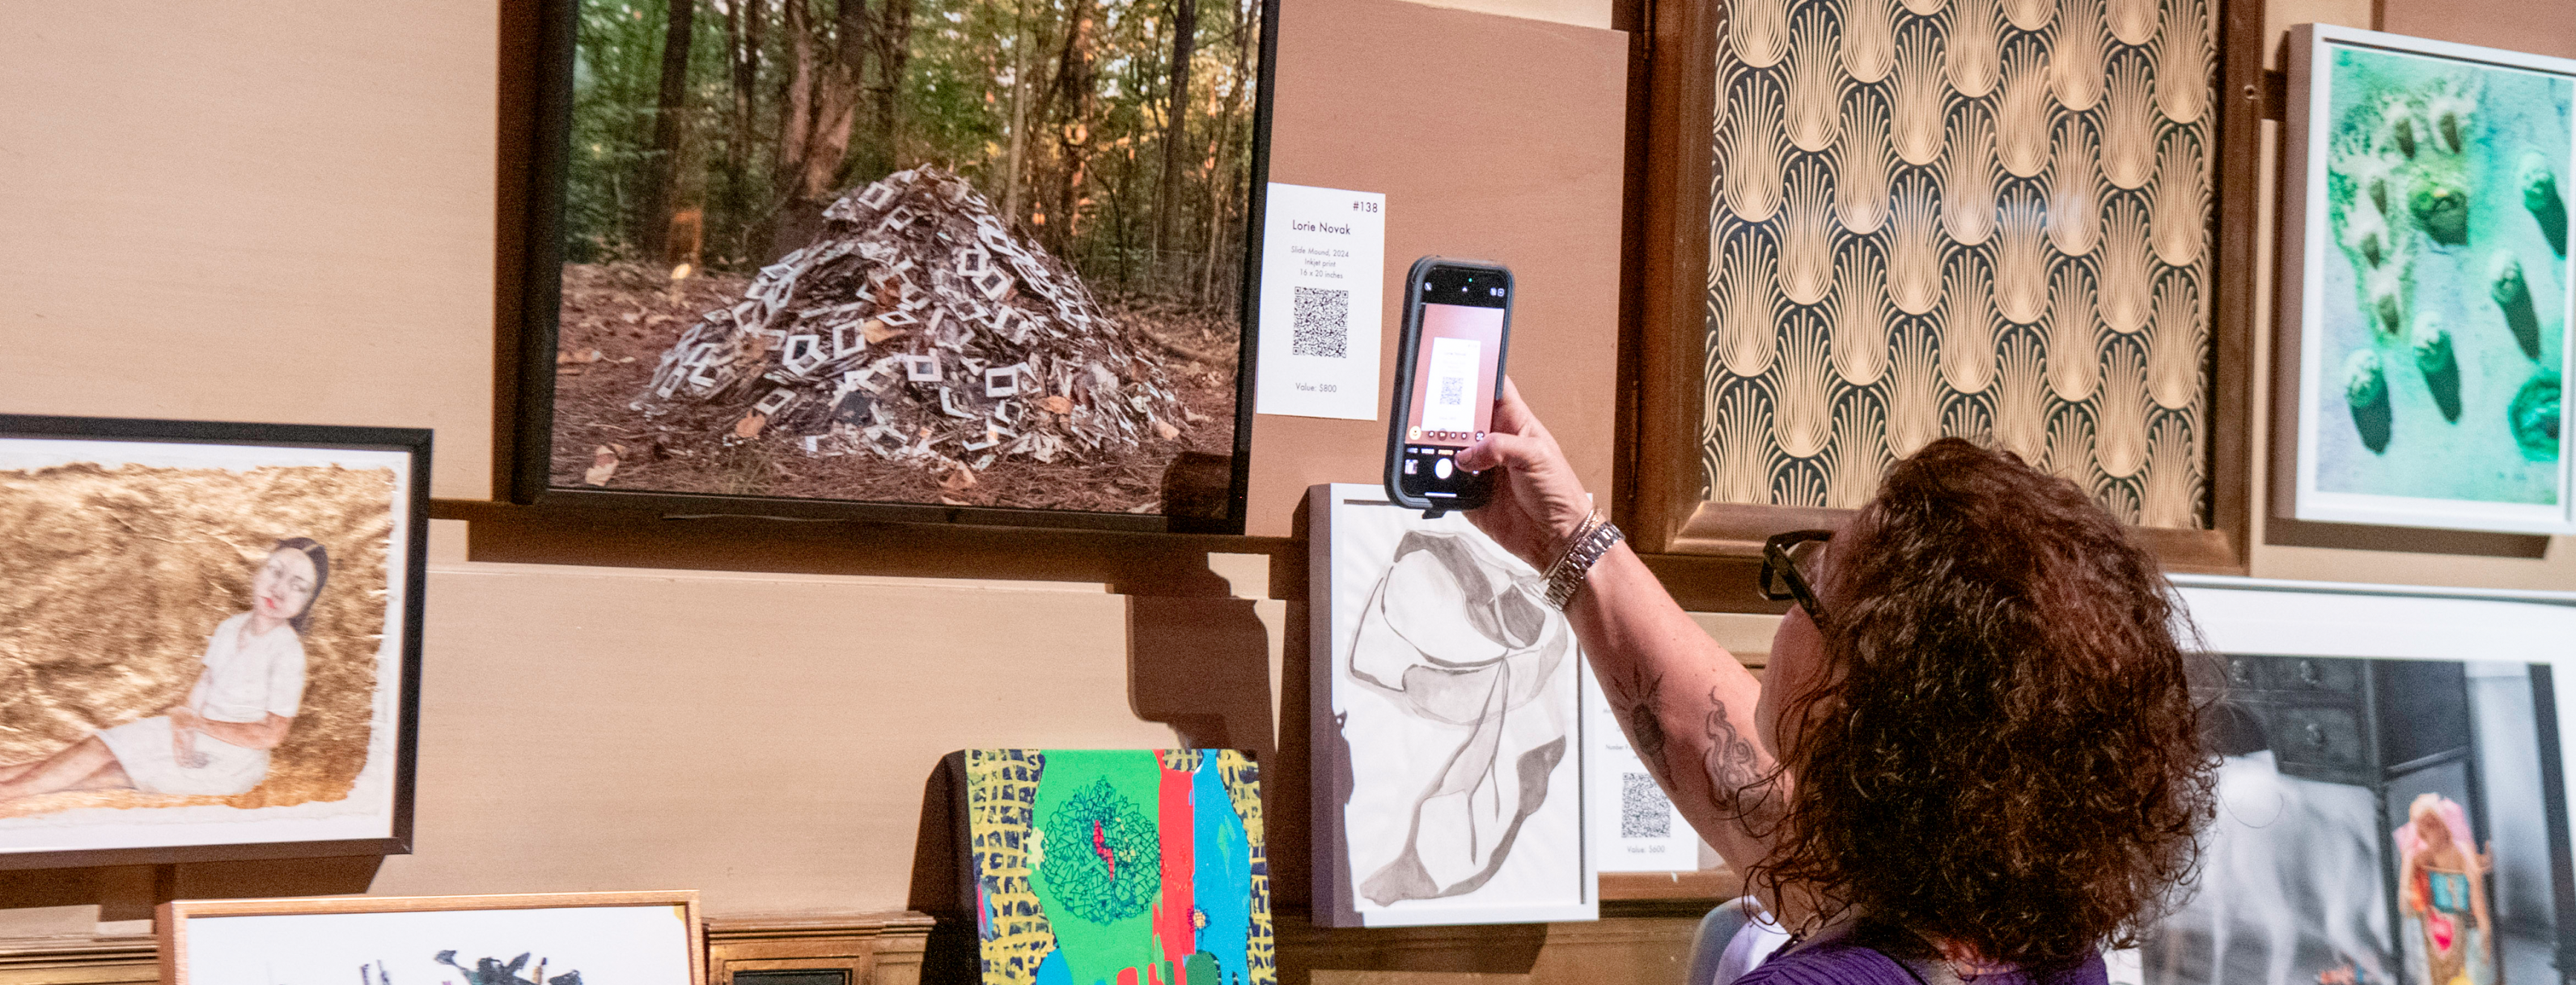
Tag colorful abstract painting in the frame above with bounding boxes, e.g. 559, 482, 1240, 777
963, 749, 1273, 985
2288, 26, 2576, 533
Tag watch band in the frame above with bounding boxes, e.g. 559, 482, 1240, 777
1541, 511, 1625, 610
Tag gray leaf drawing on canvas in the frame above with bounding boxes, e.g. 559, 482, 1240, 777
1344, 526, 1574, 905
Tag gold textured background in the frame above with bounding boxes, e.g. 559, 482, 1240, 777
0, 462, 394, 819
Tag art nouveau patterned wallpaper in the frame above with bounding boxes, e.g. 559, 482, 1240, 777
1702, 0, 2215, 526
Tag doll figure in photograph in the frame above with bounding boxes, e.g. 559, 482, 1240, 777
0, 538, 328, 802
2396, 793, 2496, 985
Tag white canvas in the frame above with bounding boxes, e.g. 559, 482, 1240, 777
1308, 483, 1595, 928
180, 904, 694, 985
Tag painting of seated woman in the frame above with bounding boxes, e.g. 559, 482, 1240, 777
0, 417, 425, 867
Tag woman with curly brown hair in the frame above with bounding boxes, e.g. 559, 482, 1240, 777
1455, 380, 2214, 985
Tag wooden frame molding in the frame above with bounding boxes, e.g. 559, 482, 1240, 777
0, 911, 933, 985
706, 912, 934, 985
1620, 0, 2269, 576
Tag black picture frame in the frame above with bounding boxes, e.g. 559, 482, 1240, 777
0, 414, 427, 870
508, 0, 1279, 534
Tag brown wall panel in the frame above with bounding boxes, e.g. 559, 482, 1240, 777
1251, 0, 1630, 536
2379, 0, 2576, 61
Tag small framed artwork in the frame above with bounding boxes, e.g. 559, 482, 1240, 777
926, 749, 1273, 985
0, 415, 427, 869
2279, 25, 2576, 533
161, 891, 703, 985
1307, 484, 1594, 927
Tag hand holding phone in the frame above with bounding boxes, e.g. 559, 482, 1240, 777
1385, 257, 1512, 516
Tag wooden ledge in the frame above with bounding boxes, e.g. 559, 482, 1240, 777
706, 911, 938, 941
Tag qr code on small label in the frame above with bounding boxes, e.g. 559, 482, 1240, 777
1621, 772, 1672, 839
1291, 287, 1348, 359
1437, 376, 1466, 406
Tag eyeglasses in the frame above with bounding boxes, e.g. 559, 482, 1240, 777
1758, 529, 1833, 626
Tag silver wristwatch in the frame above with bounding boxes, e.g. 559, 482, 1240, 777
1541, 511, 1625, 610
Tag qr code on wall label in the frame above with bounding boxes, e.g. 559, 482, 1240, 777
1291, 287, 1348, 359
1621, 771, 1672, 839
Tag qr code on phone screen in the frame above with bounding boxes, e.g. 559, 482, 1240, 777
1437, 376, 1466, 407
1621, 772, 1671, 839
1291, 287, 1348, 359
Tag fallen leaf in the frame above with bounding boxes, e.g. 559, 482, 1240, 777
670, 262, 694, 282
1040, 395, 1074, 414
938, 496, 971, 506
583, 445, 620, 486
556, 348, 604, 365
1184, 408, 1209, 423
735, 413, 768, 439
1152, 419, 1180, 440
941, 468, 978, 491
862, 319, 905, 345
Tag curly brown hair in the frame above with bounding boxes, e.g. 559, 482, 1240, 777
1753, 437, 2215, 968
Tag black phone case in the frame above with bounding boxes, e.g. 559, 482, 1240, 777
1384, 255, 1513, 516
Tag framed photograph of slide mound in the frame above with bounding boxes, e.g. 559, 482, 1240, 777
160, 891, 701, 985
511, 0, 1278, 533
2279, 24, 2576, 533
0, 415, 426, 870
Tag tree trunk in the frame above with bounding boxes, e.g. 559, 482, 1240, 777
1000, 0, 1033, 224
766, 0, 862, 260
1043, 0, 1096, 256
640, 0, 697, 264
722, 0, 764, 265
862, 0, 913, 175
1152, 0, 1198, 276
773, 0, 815, 206
1197, 0, 1255, 304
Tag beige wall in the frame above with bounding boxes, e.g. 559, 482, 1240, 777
0, 0, 1633, 931
0, 2, 499, 500
1, 0, 2570, 944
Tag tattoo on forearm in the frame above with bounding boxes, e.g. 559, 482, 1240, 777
1703, 687, 1775, 815
1609, 668, 1671, 783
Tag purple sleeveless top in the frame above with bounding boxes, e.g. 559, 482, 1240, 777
1735, 941, 2109, 985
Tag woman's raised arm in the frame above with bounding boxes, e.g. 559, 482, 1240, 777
1455, 379, 1792, 891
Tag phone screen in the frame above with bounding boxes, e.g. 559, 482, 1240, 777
1395, 268, 1508, 504
1405, 304, 1503, 448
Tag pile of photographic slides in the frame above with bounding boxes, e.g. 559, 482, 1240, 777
636, 166, 1189, 474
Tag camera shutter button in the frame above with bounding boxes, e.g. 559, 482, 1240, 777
1434, 457, 1455, 479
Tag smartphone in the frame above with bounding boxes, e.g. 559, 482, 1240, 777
1385, 257, 1512, 516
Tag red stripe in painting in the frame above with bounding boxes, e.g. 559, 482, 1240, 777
1155, 754, 1197, 983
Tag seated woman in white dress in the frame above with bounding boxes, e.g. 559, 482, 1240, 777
0, 537, 328, 802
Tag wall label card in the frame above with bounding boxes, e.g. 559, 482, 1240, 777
1256, 184, 1387, 420
1581, 665, 1705, 872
